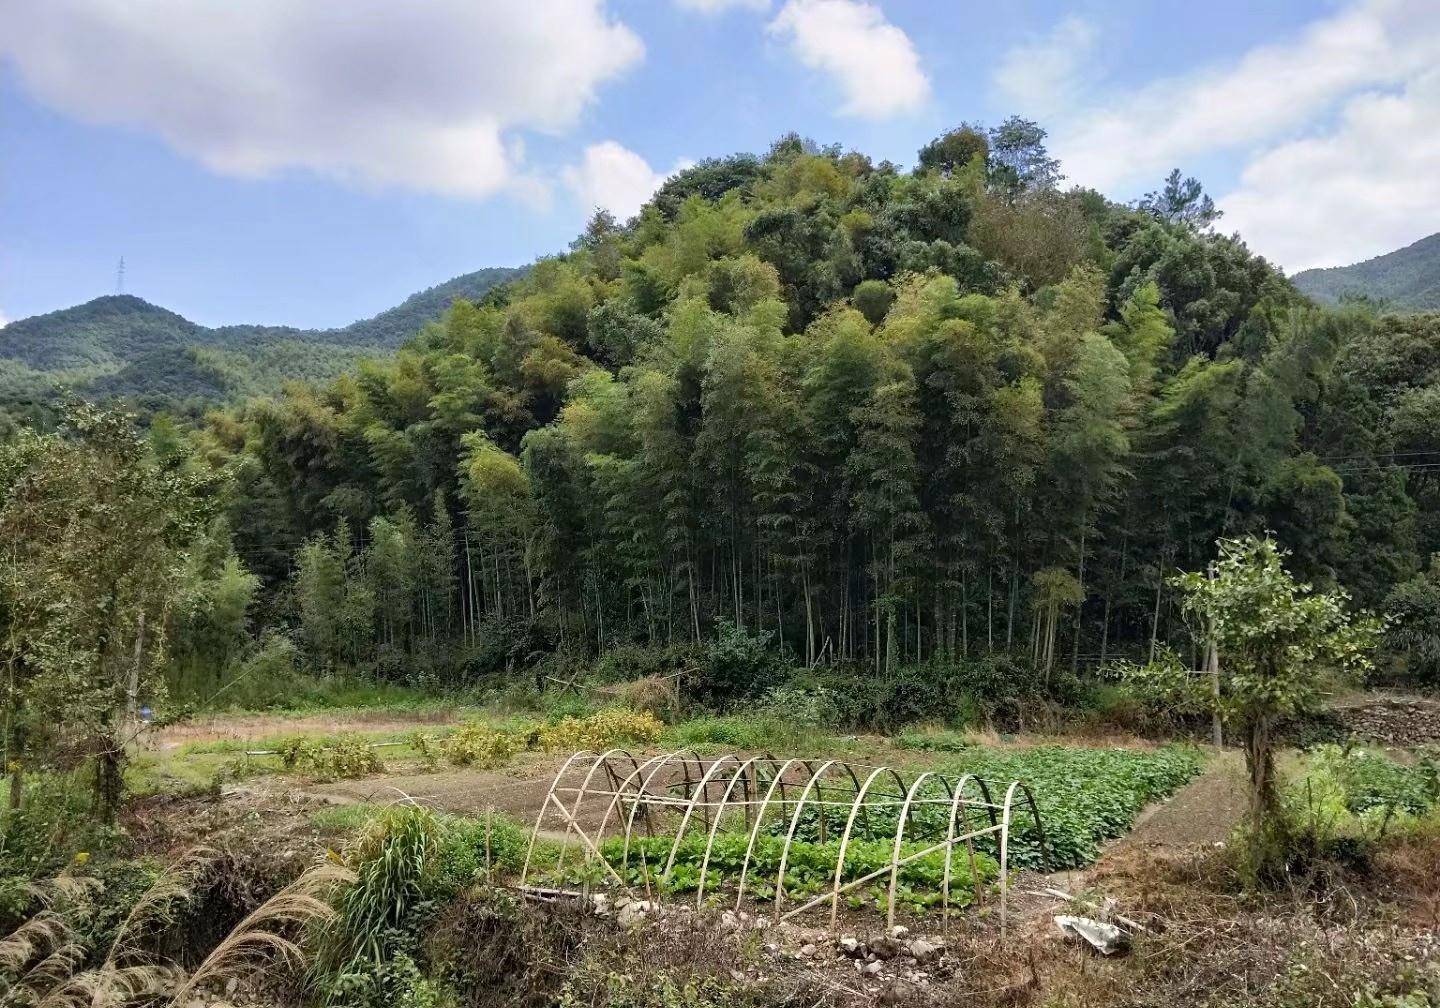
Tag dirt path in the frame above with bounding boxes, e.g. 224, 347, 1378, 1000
1115, 750, 1248, 852
1045, 750, 1248, 892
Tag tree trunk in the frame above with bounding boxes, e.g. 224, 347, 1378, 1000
1243, 712, 1283, 864
1206, 635, 1224, 747
95, 734, 124, 825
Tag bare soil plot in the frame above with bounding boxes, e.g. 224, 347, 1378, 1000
302, 754, 580, 829
154, 707, 466, 749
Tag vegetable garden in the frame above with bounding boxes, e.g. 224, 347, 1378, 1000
523, 744, 1204, 927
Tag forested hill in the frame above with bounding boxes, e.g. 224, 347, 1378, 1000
0, 265, 525, 412
1294, 232, 1440, 311
114, 121, 1438, 702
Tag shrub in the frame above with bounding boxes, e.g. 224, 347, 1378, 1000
408, 730, 442, 770
1320, 745, 1439, 816
895, 729, 972, 753
537, 709, 664, 753
443, 722, 520, 768
1114, 648, 1214, 722
698, 621, 784, 702
278, 734, 385, 780
317, 804, 449, 1006
753, 684, 835, 729
0, 772, 115, 878
592, 643, 700, 684
809, 654, 1049, 731
1285, 745, 1440, 859
597, 675, 679, 717
438, 812, 530, 882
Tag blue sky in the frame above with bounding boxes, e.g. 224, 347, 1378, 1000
3, 0, 1438, 329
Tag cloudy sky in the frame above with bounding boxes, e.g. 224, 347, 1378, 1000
2, 0, 1438, 328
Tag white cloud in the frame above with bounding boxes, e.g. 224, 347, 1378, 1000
767, 0, 928, 119
563, 141, 692, 220
1047, 0, 1440, 193
993, 16, 1097, 117
0, 0, 643, 200
674, 0, 770, 11
1221, 68, 1440, 272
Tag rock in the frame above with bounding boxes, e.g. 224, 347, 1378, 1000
861, 960, 885, 976
838, 936, 864, 957
591, 894, 611, 916
799, 943, 817, 957
870, 937, 902, 960
878, 981, 914, 1006
888, 924, 910, 940
718, 910, 740, 932
907, 937, 941, 962
617, 900, 654, 928
763, 941, 781, 955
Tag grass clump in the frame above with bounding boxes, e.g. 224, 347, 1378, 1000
661, 713, 804, 752
312, 803, 388, 836
895, 728, 973, 753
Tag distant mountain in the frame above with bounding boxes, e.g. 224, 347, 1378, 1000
1293, 232, 1440, 312
0, 266, 525, 409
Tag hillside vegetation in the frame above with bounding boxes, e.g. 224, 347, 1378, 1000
1294, 231, 1440, 311
5, 120, 1440, 1008
0, 266, 524, 413
148, 124, 1440, 700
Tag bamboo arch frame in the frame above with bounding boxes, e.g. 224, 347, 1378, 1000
521, 751, 1049, 933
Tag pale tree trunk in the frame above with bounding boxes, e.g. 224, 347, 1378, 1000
1206, 635, 1223, 746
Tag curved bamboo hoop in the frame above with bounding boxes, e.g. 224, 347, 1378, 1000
661, 754, 742, 877
939, 773, 983, 930
885, 771, 940, 929
999, 780, 1022, 938
773, 759, 846, 919
693, 756, 765, 908
523, 751, 1033, 930
520, 749, 598, 885
828, 765, 900, 927
593, 750, 673, 845
552, 748, 638, 881
618, 751, 697, 870
732, 758, 809, 911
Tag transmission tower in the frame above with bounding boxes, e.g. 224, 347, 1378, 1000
116, 256, 126, 294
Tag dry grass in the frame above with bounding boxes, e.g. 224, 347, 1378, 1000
0, 852, 352, 1008
173, 860, 354, 1004
1031, 840, 1440, 1008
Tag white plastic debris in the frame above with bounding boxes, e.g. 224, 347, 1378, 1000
1054, 915, 1130, 955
